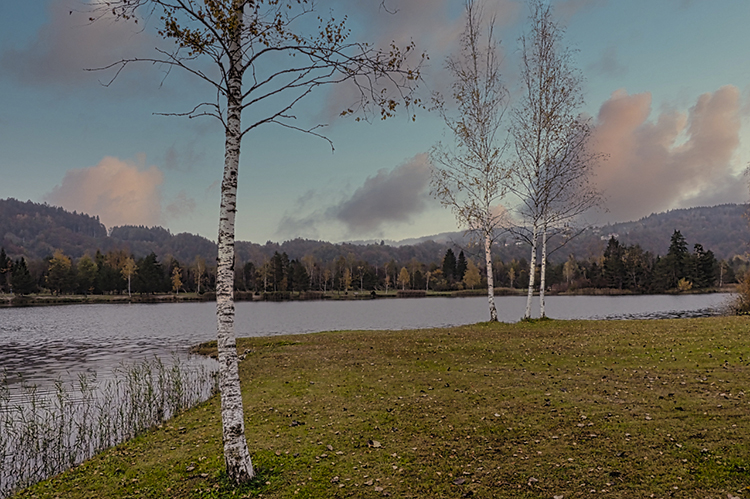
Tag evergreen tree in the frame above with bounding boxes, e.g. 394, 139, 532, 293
622, 245, 652, 292
664, 230, 689, 287
270, 252, 290, 291
442, 249, 457, 281
135, 252, 165, 294
0, 248, 10, 293
692, 244, 717, 288
602, 237, 625, 289
242, 262, 256, 292
11, 257, 36, 295
456, 250, 468, 281
413, 269, 425, 290
77, 255, 98, 295
289, 260, 310, 292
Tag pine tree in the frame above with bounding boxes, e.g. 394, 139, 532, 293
11, 257, 36, 295
663, 230, 689, 289
602, 237, 625, 289
456, 251, 468, 281
442, 249, 457, 281
0, 248, 10, 293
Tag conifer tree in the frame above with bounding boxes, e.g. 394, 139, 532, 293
456, 251, 468, 281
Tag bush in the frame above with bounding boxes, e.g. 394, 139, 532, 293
732, 271, 750, 314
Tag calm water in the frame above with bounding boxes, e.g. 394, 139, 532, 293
0, 293, 732, 388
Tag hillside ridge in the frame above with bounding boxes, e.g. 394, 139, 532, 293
1, 198, 747, 265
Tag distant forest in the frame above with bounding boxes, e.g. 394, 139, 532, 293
0, 198, 748, 296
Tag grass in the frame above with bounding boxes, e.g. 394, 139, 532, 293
12, 316, 750, 498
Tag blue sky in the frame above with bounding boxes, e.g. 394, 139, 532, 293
1, 0, 748, 243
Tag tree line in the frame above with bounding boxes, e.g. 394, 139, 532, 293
1, 230, 741, 297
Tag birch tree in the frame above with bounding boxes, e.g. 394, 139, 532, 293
509, 0, 600, 319
121, 256, 137, 299
431, 0, 510, 322
99, 0, 422, 484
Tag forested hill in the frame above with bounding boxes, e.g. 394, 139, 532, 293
391, 204, 750, 263
1, 198, 748, 264
0, 198, 218, 263
590, 204, 749, 262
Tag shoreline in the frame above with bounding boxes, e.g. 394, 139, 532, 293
0, 285, 736, 308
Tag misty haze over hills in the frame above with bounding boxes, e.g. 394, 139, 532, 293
1, 198, 747, 266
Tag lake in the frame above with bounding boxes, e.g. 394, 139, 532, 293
0, 293, 732, 389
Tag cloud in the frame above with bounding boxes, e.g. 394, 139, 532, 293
1, 0, 158, 87
276, 153, 434, 239
165, 190, 197, 220
332, 153, 433, 234
44, 156, 164, 228
590, 85, 745, 222
163, 143, 205, 172
587, 46, 627, 78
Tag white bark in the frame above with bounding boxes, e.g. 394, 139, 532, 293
524, 223, 538, 319
484, 231, 498, 321
539, 223, 547, 318
215, 21, 254, 483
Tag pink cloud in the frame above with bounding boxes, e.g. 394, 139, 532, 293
45, 156, 164, 228
590, 85, 744, 222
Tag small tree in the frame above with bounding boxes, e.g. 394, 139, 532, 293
431, 0, 510, 321
463, 259, 481, 290
398, 267, 410, 290
172, 265, 183, 294
121, 257, 137, 299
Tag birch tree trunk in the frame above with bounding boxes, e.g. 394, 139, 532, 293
539, 223, 548, 318
215, 16, 254, 483
484, 230, 498, 321
524, 224, 538, 319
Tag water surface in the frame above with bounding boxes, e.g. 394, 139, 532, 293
0, 293, 732, 388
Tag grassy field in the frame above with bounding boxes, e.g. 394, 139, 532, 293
14, 316, 750, 498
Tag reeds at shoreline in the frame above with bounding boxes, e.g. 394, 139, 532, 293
0, 356, 218, 498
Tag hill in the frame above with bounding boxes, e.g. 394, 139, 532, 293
390, 204, 750, 263
1, 198, 747, 266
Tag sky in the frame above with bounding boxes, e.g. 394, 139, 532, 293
1, 0, 749, 244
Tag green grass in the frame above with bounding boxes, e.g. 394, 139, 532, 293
13, 316, 750, 498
